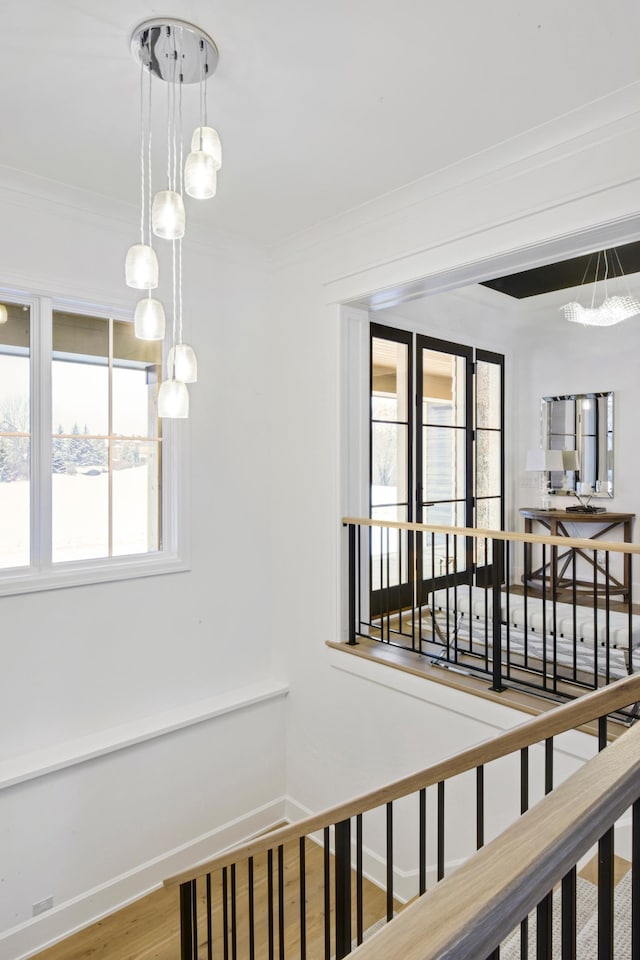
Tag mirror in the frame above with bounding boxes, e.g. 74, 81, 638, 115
541, 392, 613, 498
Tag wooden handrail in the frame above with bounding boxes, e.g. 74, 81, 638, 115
164, 673, 640, 887
342, 515, 640, 555
348, 717, 640, 960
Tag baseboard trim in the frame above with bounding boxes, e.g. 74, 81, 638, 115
1, 797, 288, 960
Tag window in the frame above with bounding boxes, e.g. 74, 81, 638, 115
0, 295, 187, 594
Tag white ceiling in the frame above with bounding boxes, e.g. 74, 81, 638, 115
2, 1, 640, 248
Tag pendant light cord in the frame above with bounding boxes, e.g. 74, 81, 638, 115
146, 65, 153, 301
139, 61, 145, 244
178, 76, 184, 345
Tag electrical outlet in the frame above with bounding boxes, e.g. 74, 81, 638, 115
32, 896, 53, 917
597, 551, 606, 565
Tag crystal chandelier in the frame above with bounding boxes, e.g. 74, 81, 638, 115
561, 248, 640, 327
126, 19, 222, 417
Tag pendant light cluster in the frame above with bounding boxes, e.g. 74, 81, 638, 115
125, 19, 221, 418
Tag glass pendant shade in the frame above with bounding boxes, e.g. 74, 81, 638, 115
168, 343, 198, 383
562, 295, 640, 327
134, 298, 166, 340
0, 304, 7, 324
185, 151, 217, 199
152, 190, 186, 240
125, 243, 159, 289
191, 126, 222, 170
158, 378, 189, 419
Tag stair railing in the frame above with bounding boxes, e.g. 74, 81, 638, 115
349, 713, 640, 960
165, 673, 640, 960
343, 516, 640, 705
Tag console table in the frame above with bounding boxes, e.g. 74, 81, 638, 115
519, 508, 635, 602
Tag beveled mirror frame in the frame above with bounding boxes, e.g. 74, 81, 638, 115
541, 392, 614, 498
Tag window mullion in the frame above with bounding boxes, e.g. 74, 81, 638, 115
32, 296, 53, 570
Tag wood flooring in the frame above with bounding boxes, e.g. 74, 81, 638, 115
30, 837, 398, 960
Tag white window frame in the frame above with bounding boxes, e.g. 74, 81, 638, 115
0, 290, 190, 596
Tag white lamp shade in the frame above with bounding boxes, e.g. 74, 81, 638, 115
134, 298, 166, 340
0, 304, 7, 324
168, 343, 198, 383
525, 449, 565, 472
184, 151, 217, 199
152, 190, 186, 240
158, 378, 189, 419
191, 126, 222, 170
125, 243, 159, 289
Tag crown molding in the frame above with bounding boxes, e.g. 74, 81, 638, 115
270, 83, 640, 270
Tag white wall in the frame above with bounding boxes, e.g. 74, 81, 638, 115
268, 87, 640, 886
3, 82, 640, 960
0, 173, 288, 959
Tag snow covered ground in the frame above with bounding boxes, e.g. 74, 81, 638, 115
0, 465, 158, 568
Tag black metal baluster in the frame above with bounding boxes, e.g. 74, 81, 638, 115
398, 528, 404, 639
599, 715, 608, 751
230, 864, 237, 960
593, 551, 599, 683
633, 798, 640, 960
191, 879, 198, 960
378, 528, 383, 641
537, 892, 552, 960
386, 802, 394, 921
537, 737, 554, 959
476, 765, 484, 850
605, 554, 611, 685
545, 737, 554, 795
437, 780, 445, 881
277, 845, 285, 960
572, 548, 577, 681
629, 555, 634, 675
484, 539, 490, 672
445, 535, 451, 658
267, 850, 274, 960
385, 527, 391, 642
542, 543, 548, 689
223, 867, 229, 960
467, 560, 473, 657
505, 540, 511, 680
490, 538, 505, 691
598, 827, 614, 960
180, 880, 195, 960
552, 584, 558, 694
299, 840, 306, 960
357, 525, 362, 639
348, 524, 357, 645
356, 814, 363, 945
206, 874, 213, 960
335, 820, 352, 959
419, 788, 427, 895
431, 533, 437, 650
248, 857, 255, 960
523, 542, 529, 670
561, 867, 576, 960
324, 827, 330, 960
521, 748, 529, 960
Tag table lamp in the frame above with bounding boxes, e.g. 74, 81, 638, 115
525, 448, 565, 508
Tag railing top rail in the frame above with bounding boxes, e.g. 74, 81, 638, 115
164, 673, 640, 887
348, 717, 640, 960
342, 515, 640, 555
